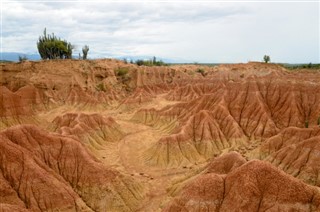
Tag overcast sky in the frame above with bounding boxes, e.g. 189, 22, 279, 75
2, 0, 319, 63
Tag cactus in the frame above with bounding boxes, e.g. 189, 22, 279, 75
82, 45, 89, 60
37, 28, 73, 60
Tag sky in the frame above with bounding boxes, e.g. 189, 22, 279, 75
1, 0, 319, 63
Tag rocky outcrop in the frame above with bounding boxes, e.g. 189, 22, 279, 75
52, 112, 124, 153
0, 125, 144, 211
253, 127, 320, 186
165, 157, 320, 211
134, 70, 320, 167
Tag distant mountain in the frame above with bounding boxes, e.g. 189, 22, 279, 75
1, 52, 192, 64
1, 52, 41, 62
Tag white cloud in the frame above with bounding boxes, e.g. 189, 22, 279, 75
2, 1, 319, 63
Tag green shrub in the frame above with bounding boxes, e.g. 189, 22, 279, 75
135, 57, 166, 66
305, 120, 309, 128
263, 55, 270, 63
318, 117, 320, 126
135, 59, 144, 66
96, 83, 106, 91
196, 68, 206, 76
115, 67, 129, 76
37, 28, 73, 60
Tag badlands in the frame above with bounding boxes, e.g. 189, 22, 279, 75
0, 59, 320, 211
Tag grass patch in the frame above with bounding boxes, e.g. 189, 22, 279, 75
96, 83, 106, 92
115, 67, 129, 76
196, 68, 206, 76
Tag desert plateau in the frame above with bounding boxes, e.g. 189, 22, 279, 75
1, 59, 320, 211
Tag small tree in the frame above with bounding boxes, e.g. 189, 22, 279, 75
136, 59, 144, 66
263, 55, 270, 63
82, 45, 89, 60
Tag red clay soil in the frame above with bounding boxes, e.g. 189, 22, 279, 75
253, 127, 320, 187
0, 124, 143, 211
135, 76, 320, 167
165, 153, 320, 211
52, 112, 124, 142
1, 60, 320, 211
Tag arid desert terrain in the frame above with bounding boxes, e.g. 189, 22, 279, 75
1, 59, 320, 211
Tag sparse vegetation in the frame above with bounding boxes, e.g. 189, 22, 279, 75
263, 55, 270, 63
135, 59, 144, 66
135, 56, 166, 66
196, 68, 206, 76
115, 67, 129, 76
305, 120, 309, 128
96, 83, 106, 91
37, 28, 73, 60
318, 117, 320, 126
82, 45, 89, 60
280, 63, 320, 70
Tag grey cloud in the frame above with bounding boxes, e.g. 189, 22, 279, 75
2, 1, 319, 63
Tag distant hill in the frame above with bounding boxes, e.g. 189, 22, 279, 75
1, 52, 191, 64
1, 52, 41, 62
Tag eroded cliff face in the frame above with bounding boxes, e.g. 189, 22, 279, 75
164, 155, 320, 212
0, 59, 319, 211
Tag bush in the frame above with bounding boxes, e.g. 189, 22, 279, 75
196, 68, 206, 76
115, 67, 129, 76
37, 28, 73, 60
96, 83, 106, 92
135, 59, 145, 66
263, 55, 270, 63
305, 120, 309, 128
135, 57, 166, 66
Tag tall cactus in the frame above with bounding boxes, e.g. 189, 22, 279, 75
37, 28, 73, 60
82, 45, 89, 60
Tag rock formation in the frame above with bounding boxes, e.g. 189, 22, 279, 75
165, 153, 320, 211
1, 60, 319, 211
0, 125, 144, 211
